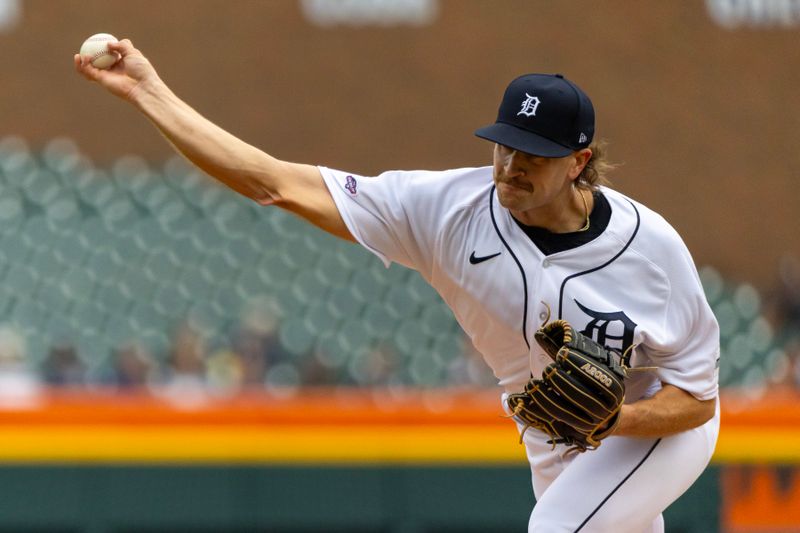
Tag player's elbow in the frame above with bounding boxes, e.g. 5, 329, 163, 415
694, 396, 717, 427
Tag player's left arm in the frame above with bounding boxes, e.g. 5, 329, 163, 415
612, 384, 716, 438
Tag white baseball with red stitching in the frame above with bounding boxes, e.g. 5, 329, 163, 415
79, 33, 120, 70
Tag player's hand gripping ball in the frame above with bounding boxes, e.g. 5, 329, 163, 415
507, 320, 627, 453
79, 33, 120, 70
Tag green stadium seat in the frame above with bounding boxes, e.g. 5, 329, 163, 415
291, 268, 330, 306
22, 169, 62, 207
76, 171, 117, 209
419, 302, 458, 339
278, 316, 316, 356
209, 282, 242, 321
157, 199, 198, 238
59, 266, 95, 302
70, 300, 107, 337
176, 265, 217, 302
5, 263, 40, 297
713, 299, 740, 340
733, 283, 761, 321
430, 332, 464, 366
361, 303, 395, 339
95, 283, 132, 316
266, 210, 307, 241
348, 268, 387, 303
303, 301, 338, 337
51, 234, 86, 267
111, 154, 152, 189
189, 218, 226, 255
29, 248, 67, 285
133, 181, 180, 213
384, 284, 419, 320
0, 136, 37, 185
44, 194, 82, 234
153, 285, 190, 320
259, 252, 296, 286
211, 199, 255, 239
41, 137, 84, 178
325, 285, 365, 321
132, 218, 170, 254
334, 319, 373, 356
10, 298, 46, 336
408, 349, 445, 387
699, 266, 724, 305
119, 265, 156, 303
314, 250, 354, 288
102, 197, 141, 234
0, 192, 25, 233
77, 216, 114, 254
22, 216, 58, 253
393, 319, 431, 357
223, 234, 264, 271
110, 233, 145, 268
280, 234, 322, 270
143, 249, 183, 285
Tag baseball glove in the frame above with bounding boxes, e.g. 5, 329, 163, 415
506, 320, 627, 453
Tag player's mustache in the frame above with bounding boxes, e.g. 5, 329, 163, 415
498, 178, 533, 191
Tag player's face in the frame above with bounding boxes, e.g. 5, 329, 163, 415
492, 144, 589, 223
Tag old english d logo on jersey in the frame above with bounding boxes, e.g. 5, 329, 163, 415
575, 299, 637, 354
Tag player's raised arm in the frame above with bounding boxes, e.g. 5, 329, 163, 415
74, 37, 354, 242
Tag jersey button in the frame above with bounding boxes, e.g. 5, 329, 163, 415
542, 259, 551, 268
539, 311, 548, 321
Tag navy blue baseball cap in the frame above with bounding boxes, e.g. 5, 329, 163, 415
475, 73, 595, 157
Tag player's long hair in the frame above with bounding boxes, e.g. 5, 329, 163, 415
576, 139, 616, 191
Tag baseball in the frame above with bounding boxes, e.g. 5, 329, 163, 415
79, 33, 120, 69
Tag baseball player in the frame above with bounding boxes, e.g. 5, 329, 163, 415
76, 40, 720, 532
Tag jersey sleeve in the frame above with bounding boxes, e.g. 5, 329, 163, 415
318, 166, 442, 276
644, 235, 720, 401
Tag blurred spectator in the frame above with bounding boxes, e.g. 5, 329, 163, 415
41, 342, 86, 386
231, 296, 290, 387
206, 348, 244, 392
158, 322, 210, 406
0, 324, 42, 406
766, 253, 800, 333
164, 322, 207, 387
112, 341, 157, 388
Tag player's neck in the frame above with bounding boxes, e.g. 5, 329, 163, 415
511, 188, 593, 233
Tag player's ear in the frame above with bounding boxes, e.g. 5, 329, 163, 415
567, 149, 592, 180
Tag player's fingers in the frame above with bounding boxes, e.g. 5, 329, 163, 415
108, 39, 135, 56
74, 54, 102, 81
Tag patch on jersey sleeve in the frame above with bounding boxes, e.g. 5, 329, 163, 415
344, 175, 358, 196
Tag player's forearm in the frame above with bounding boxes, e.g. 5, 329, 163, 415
613, 384, 716, 438
130, 78, 280, 205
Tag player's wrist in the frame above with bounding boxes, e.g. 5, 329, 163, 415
128, 76, 169, 110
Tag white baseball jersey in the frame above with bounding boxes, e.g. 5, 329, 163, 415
319, 165, 720, 532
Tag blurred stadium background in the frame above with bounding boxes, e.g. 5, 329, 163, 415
0, 0, 799, 531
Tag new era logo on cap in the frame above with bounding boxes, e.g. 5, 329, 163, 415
475, 73, 595, 158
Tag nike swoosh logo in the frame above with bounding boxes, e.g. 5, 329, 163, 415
469, 251, 501, 265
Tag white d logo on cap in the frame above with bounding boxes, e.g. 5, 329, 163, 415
517, 93, 541, 117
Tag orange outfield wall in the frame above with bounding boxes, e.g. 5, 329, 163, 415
0, 388, 795, 464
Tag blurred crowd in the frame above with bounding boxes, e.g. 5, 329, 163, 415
1, 253, 799, 399
0, 301, 498, 401
763, 253, 800, 391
